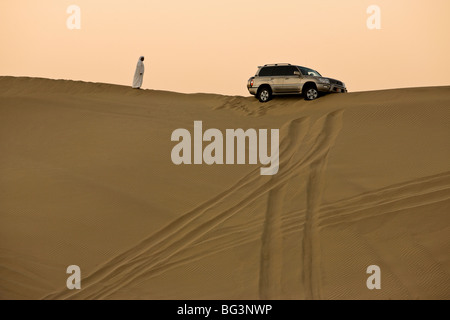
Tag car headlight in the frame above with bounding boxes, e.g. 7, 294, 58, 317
318, 78, 330, 84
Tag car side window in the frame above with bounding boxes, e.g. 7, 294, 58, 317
259, 66, 298, 76
259, 67, 274, 77
299, 67, 308, 75
286, 66, 299, 75
270, 67, 283, 76
273, 66, 297, 76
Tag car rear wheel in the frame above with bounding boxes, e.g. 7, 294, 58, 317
257, 87, 272, 103
304, 85, 319, 100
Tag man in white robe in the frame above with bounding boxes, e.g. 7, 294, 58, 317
132, 56, 145, 89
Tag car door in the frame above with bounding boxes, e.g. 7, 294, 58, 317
269, 66, 286, 93
282, 66, 302, 93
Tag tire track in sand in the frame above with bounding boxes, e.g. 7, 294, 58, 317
293, 111, 343, 300
258, 112, 345, 299
43, 115, 308, 299
43, 110, 343, 300
99, 172, 449, 288
266, 109, 343, 300
302, 154, 329, 299
166, 171, 450, 280
259, 117, 310, 299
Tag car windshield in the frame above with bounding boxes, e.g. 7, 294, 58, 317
299, 67, 322, 77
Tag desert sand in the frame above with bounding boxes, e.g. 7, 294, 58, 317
0, 76, 449, 300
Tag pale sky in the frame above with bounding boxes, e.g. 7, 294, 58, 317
1, 0, 449, 95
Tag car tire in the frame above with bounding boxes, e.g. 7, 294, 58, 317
257, 87, 272, 103
303, 85, 319, 101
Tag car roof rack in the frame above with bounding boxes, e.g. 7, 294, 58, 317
263, 63, 292, 66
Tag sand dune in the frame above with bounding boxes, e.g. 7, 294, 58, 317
0, 77, 449, 300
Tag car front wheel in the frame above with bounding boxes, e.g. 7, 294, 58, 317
304, 86, 319, 100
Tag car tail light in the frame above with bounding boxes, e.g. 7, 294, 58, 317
250, 79, 254, 87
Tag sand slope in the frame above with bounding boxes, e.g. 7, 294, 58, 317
0, 77, 449, 300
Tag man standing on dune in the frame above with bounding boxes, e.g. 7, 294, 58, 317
132, 56, 145, 89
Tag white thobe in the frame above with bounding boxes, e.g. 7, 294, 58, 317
132, 57, 145, 88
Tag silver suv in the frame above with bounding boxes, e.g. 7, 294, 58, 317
247, 63, 347, 102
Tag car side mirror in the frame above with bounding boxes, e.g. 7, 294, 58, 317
294, 71, 301, 76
